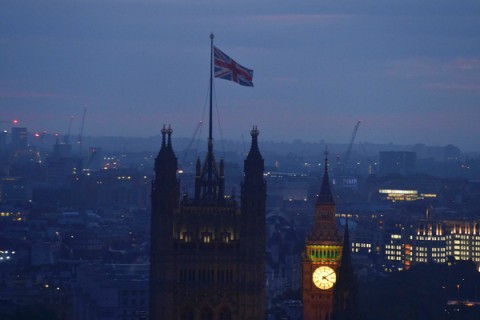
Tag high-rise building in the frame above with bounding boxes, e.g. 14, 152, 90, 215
150, 125, 266, 320
0, 130, 8, 176
10, 127, 28, 152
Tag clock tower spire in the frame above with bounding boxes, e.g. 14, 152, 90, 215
302, 150, 342, 320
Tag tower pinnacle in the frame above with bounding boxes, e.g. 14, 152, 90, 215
318, 147, 334, 205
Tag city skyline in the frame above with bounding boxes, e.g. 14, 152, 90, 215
1, 1, 480, 151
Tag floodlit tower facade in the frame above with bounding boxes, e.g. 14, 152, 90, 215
302, 152, 342, 320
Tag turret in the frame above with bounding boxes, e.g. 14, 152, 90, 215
243, 126, 264, 191
154, 125, 177, 185
240, 125, 266, 317
150, 124, 179, 320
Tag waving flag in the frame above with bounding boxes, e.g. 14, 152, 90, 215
214, 46, 254, 87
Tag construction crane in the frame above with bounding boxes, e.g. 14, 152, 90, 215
359, 142, 375, 175
343, 120, 361, 171
77, 106, 87, 152
85, 147, 98, 170
181, 121, 203, 170
64, 116, 74, 144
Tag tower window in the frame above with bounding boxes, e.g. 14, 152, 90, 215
221, 232, 231, 243
202, 232, 213, 244
183, 232, 192, 243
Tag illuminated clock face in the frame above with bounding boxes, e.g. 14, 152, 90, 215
312, 266, 336, 290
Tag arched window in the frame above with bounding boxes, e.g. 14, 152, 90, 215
218, 306, 232, 320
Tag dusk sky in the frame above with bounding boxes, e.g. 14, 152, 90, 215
1, 1, 480, 151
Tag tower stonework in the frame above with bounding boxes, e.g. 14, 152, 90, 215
150, 126, 179, 320
150, 126, 266, 320
331, 219, 359, 320
302, 153, 342, 320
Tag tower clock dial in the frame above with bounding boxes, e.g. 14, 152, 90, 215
312, 266, 336, 290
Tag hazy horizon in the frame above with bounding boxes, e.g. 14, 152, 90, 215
2, 1, 479, 151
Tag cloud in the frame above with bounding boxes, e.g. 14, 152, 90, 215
386, 58, 480, 96
251, 14, 353, 24
387, 57, 480, 78
447, 58, 480, 71
423, 83, 480, 93
0, 91, 69, 99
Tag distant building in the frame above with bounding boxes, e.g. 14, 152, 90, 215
411, 217, 447, 265
377, 174, 441, 202
10, 127, 28, 152
0, 176, 31, 205
266, 213, 302, 304
365, 212, 480, 270
80, 168, 148, 210
47, 140, 76, 186
0, 130, 7, 150
0, 130, 8, 176
73, 263, 149, 320
379, 151, 416, 176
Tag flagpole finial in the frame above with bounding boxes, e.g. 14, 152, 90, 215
210, 32, 214, 40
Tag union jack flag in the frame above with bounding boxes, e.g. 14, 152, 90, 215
214, 46, 254, 87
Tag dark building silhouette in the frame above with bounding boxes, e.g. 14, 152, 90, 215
331, 220, 358, 320
47, 138, 76, 186
11, 127, 28, 152
379, 151, 416, 176
150, 125, 266, 320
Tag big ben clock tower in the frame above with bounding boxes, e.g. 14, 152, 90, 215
303, 152, 342, 320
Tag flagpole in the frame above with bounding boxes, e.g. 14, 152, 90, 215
209, 33, 214, 150
207, 32, 214, 196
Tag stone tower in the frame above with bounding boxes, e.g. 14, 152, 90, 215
302, 151, 342, 320
150, 125, 266, 320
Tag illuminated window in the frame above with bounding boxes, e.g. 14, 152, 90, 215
183, 232, 192, 243
202, 232, 213, 244
221, 232, 231, 244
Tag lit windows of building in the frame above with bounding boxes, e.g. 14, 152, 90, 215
384, 232, 405, 263
352, 242, 372, 254
445, 221, 480, 263
378, 189, 437, 202
413, 220, 447, 264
